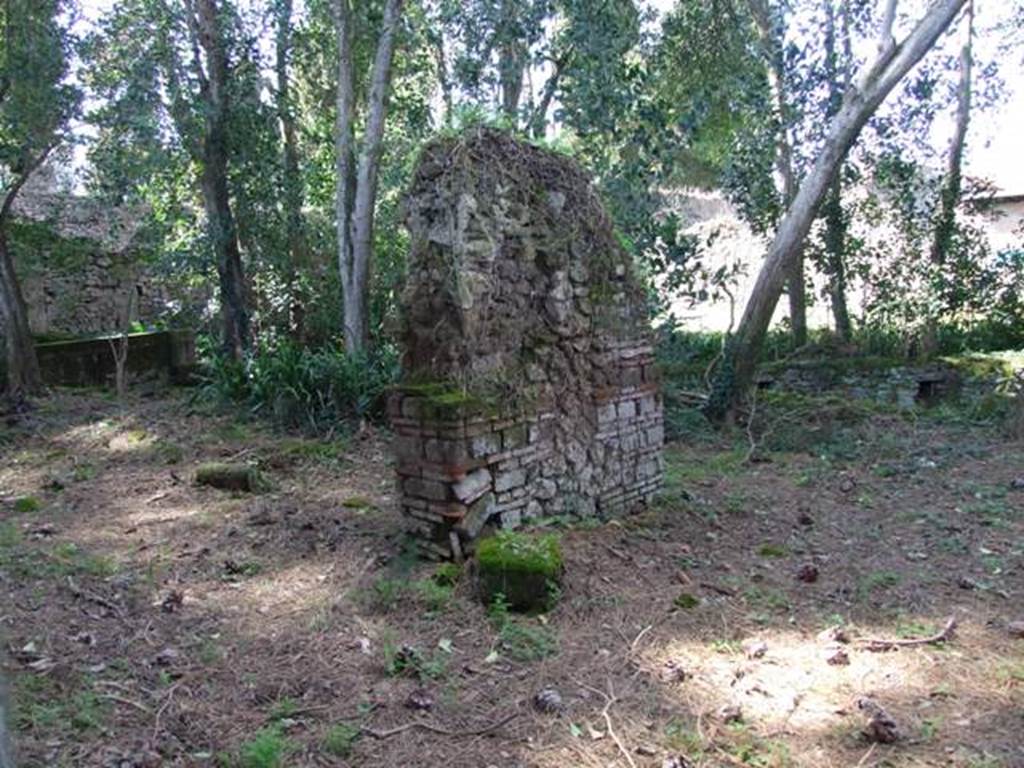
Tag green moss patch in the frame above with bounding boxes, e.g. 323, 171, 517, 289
477, 531, 563, 612
14, 496, 41, 514
195, 463, 263, 492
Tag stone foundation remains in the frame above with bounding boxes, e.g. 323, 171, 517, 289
390, 129, 664, 558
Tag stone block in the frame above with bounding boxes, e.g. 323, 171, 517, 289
404, 477, 449, 502
470, 433, 501, 458
494, 468, 527, 493
453, 468, 492, 504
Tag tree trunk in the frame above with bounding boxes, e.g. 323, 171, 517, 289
706, 0, 969, 421
822, 180, 852, 340
0, 228, 41, 396
274, 0, 308, 339
334, 0, 358, 352
930, 0, 973, 267
0, 155, 51, 398
821, 0, 852, 342
194, 0, 250, 359
337, 0, 404, 354
746, 0, 807, 347
497, 0, 525, 126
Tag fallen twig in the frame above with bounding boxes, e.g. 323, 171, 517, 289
361, 709, 518, 740
66, 577, 124, 618
99, 693, 153, 716
574, 678, 636, 768
857, 617, 957, 652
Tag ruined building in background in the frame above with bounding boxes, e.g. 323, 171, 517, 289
390, 129, 664, 558
8, 168, 196, 337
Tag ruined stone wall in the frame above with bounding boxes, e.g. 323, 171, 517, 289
390, 130, 664, 558
10, 190, 191, 336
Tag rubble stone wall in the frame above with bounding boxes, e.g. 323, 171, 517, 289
390, 129, 664, 558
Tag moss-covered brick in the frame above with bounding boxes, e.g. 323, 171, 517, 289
477, 531, 563, 612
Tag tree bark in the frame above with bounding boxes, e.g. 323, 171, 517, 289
0, 228, 41, 397
0, 149, 53, 398
706, 0, 970, 421
336, 0, 404, 354
274, 0, 308, 339
822, 0, 852, 341
746, 0, 807, 347
497, 0, 525, 126
930, 0, 973, 266
192, 0, 250, 359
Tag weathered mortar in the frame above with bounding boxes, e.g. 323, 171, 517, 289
390, 129, 664, 558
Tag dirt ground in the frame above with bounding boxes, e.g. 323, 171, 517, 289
1, 388, 1022, 768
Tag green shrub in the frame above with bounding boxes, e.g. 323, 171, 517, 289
488, 593, 559, 661
197, 340, 399, 432
477, 531, 563, 612
238, 725, 291, 768
323, 722, 361, 757
14, 496, 41, 514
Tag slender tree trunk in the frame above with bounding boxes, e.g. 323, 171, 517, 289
930, 0, 973, 267
822, 0, 852, 341
497, 0, 525, 126
193, 0, 250, 359
706, 0, 969, 421
336, 0, 404, 354
274, 0, 308, 339
919, 0, 973, 359
0, 152, 52, 398
746, 0, 807, 347
432, 28, 453, 129
0, 228, 41, 396
822, 181, 852, 340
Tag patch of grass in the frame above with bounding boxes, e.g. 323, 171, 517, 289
488, 593, 559, 662
49, 542, 117, 578
432, 562, 462, 587
663, 719, 703, 758
857, 570, 901, 599
710, 639, 741, 654
323, 722, 361, 757
743, 586, 791, 614
214, 422, 254, 442
673, 592, 700, 610
152, 441, 185, 465
237, 725, 292, 768
366, 577, 405, 612
13, 676, 106, 736
757, 543, 789, 558
14, 496, 41, 514
72, 462, 97, 482
411, 578, 453, 615
664, 445, 746, 486
277, 437, 351, 466
342, 495, 374, 509
268, 697, 297, 721
381, 638, 448, 680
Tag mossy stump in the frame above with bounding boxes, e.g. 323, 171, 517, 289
476, 531, 563, 612
195, 463, 262, 492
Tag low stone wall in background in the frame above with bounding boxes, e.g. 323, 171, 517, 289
754, 358, 1010, 408
35, 330, 196, 389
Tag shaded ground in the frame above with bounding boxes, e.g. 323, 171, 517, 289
1, 388, 1022, 767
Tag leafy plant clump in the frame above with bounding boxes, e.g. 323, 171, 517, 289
235, 725, 292, 768
476, 530, 563, 612
488, 593, 559, 662
198, 340, 399, 433
14, 496, 41, 513
322, 722, 361, 758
